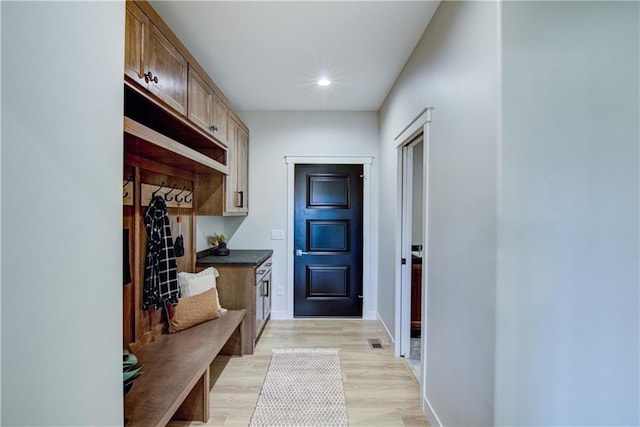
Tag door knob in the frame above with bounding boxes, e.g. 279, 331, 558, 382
295, 249, 308, 256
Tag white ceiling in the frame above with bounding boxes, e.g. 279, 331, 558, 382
149, 1, 440, 112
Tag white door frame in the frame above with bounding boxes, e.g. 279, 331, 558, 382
284, 156, 375, 320
394, 108, 433, 411
397, 138, 422, 357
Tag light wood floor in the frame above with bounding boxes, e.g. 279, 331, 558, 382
168, 319, 430, 427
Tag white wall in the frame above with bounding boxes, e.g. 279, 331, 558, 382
382, 1, 639, 425
1, 2, 124, 425
496, 2, 640, 425
379, 2, 499, 425
196, 111, 379, 318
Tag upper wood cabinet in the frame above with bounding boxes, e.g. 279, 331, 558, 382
235, 122, 249, 214
196, 117, 249, 216
212, 96, 229, 147
124, 2, 148, 83
187, 67, 214, 133
225, 117, 249, 215
147, 25, 188, 115
188, 67, 229, 146
125, 0, 250, 215
125, 1, 188, 115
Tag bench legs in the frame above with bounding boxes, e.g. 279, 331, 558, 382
221, 318, 244, 356
172, 366, 210, 423
171, 321, 243, 423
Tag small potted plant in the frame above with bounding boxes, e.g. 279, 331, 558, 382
210, 233, 230, 256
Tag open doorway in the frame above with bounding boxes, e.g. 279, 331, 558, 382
398, 135, 424, 380
395, 107, 432, 410
407, 140, 424, 378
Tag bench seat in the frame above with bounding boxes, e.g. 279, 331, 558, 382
124, 309, 245, 426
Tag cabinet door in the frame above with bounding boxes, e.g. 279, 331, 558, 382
224, 120, 239, 213
224, 118, 249, 215
124, 2, 148, 82
263, 274, 271, 321
187, 67, 214, 133
146, 25, 188, 115
235, 126, 249, 213
212, 96, 229, 146
255, 282, 264, 339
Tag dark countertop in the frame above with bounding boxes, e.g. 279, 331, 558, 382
196, 249, 273, 267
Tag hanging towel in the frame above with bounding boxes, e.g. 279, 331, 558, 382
143, 195, 180, 309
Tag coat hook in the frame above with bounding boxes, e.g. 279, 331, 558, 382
184, 188, 193, 204
152, 182, 165, 199
123, 176, 132, 199
174, 186, 187, 203
164, 184, 177, 201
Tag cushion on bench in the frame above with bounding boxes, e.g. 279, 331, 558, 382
167, 287, 219, 333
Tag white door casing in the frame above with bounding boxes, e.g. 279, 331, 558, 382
283, 156, 375, 320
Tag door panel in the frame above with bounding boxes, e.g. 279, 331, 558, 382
308, 220, 349, 252
307, 266, 350, 297
308, 175, 349, 207
147, 25, 188, 114
294, 164, 363, 317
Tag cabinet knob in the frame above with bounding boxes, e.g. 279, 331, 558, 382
143, 71, 158, 84
210, 125, 218, 132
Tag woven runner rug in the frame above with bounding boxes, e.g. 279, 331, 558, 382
249, 348, 349, 426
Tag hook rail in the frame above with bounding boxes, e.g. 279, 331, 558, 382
152, 182, 165, 199
164, 184, 177, 202
141, 183, 193, 208
123, 177, 134, 206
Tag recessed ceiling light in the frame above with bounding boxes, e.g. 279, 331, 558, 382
317, 78, 331, 87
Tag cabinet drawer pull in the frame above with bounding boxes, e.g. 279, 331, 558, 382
238, 191, 244, 208
143, 71, 158, 84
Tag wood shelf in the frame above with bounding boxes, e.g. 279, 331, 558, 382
124, 117, 228, 176
125, 80, 228, 152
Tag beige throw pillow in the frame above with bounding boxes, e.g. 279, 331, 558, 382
168, 287, 219, 333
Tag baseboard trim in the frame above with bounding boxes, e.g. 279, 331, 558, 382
270, 310, 290, 320
424, 396, 443, 427
364, 310, 377, 320
376, 312, 395, 345
271, 310, 378, 321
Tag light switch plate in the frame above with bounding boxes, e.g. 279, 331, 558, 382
270, 229, 285, 240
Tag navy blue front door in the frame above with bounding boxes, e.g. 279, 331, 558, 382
293, 164, 363, 317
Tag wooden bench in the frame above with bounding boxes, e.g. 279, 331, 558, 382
124, 309, 246, 426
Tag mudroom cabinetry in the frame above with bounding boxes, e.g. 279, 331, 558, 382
196, 250, 273, 354
195, 114, 249, 216
125, 1, 188, 115
225, 116, 249, 215
188, 67, 230, 146
123, 0, 252, 350
125, 0, 250, 218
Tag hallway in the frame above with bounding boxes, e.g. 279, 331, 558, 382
169, 320, 430, 426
